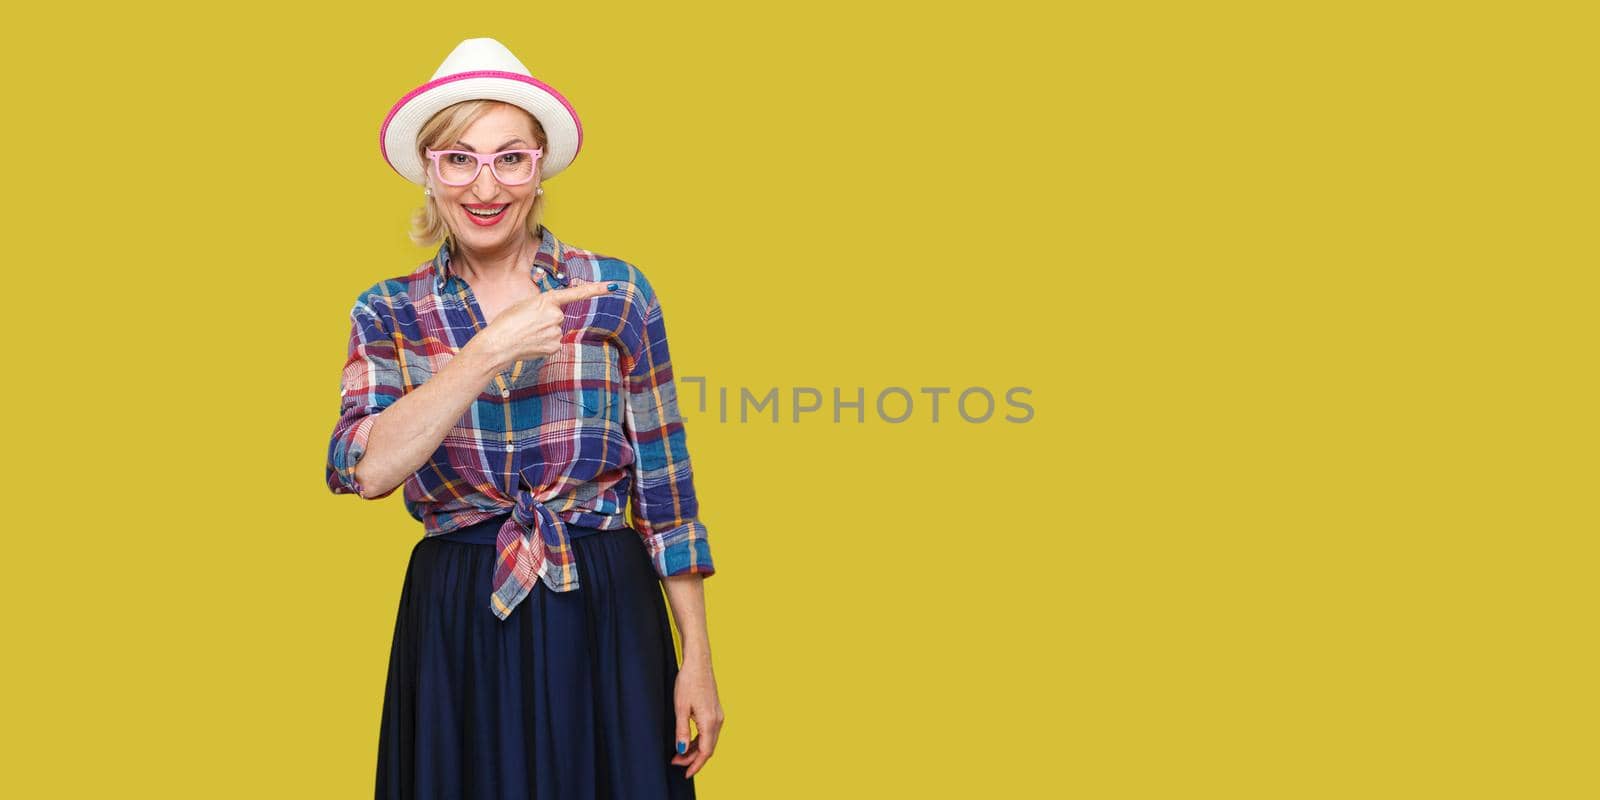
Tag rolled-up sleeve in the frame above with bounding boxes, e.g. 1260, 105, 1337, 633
622, 290, 715, 579
325, 297, 405, 500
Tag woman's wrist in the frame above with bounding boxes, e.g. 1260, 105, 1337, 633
457, 337, 508, 381
680, 639, 713, 667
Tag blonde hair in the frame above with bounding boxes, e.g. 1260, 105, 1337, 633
408, 100, 549, 252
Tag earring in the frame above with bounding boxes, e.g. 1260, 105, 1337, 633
424, 187, 432, 197
536, 187, 544, 196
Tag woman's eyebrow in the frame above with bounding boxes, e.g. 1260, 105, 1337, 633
451, 138, 529, 152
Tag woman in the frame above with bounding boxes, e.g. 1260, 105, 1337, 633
324, 37, 724, 799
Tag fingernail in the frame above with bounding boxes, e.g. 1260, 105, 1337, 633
676, 740, 687, 753
607, 282, 619, 291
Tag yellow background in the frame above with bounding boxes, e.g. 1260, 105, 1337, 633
3, 1, 1593, 797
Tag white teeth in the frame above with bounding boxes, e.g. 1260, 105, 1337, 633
466, 205, 507, 217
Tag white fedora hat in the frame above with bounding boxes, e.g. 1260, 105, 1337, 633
379, 37, 584, 186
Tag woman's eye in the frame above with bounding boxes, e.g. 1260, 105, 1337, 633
500, 153, 524, 165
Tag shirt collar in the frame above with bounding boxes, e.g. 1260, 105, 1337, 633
432, 224, 569, 291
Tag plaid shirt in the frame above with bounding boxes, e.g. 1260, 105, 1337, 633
325, 225, 714, 620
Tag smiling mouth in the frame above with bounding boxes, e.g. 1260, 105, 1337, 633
463, 204, 509, 218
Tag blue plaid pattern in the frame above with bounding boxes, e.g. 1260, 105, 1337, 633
326, 225, 714, 619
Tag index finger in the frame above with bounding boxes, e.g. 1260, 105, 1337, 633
540, 280, 618, 308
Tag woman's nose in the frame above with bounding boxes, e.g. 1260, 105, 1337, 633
473, 162, 501, 193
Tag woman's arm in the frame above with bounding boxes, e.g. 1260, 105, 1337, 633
664, 574, 723, 779
663, 575, 712, 664
620, 289, 717, 577
351, 338, 504, 498
330, 279, 614, 499
329, 277, 621, 499
615, 282, 724, 775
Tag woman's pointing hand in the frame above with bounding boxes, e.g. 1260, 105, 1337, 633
478, 279, 619, 373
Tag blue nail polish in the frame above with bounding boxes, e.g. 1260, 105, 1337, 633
676, 741, 687, 753
607, 282, 619, 291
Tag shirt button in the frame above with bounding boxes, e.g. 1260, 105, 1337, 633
500, 387, 510, 398
505, 442, 514, 452
555, 272, 565, 279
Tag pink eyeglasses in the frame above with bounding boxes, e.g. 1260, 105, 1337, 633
425, 147, 545, 186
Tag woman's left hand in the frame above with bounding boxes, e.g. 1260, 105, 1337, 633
671, 656, 724, 778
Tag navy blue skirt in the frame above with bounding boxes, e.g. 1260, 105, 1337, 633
376, 515, 696, 799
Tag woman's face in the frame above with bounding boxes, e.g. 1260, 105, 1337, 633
427, 104, 542, 253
